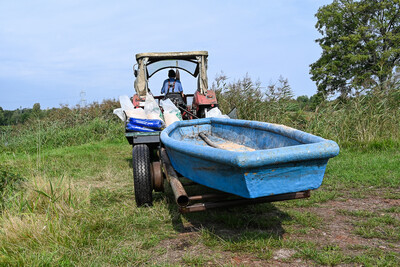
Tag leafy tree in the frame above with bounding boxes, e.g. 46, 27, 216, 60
32, 103, 41, 118
310, 0, 400, 96
32, 103, 40, 113
10, 110, 20, 125
296, 95, 309, 107
0, 107, 4, 126
309, 92, 325, 111
296, 95, 309, 103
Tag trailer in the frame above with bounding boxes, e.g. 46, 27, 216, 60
125, 51, 339, 212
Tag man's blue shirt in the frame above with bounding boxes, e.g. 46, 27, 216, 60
161, 78, 183, 94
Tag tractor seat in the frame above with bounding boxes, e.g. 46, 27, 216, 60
164, 92, 187, 109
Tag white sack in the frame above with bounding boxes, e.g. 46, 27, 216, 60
144, 93, 164, 121
119, 95, 135, 110
164, 113, 180, 126
113, 108, 126, 121
160, 99, 182, 126
160, 99, 179, 113
205, 107, 230, 119
125, 108, 146, 119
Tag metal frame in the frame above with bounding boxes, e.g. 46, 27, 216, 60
125, 131, 160, 145
136, 51, 208, 61
180, 191, 311, 213
134, 50, 209, 97
146, 60, 200, 78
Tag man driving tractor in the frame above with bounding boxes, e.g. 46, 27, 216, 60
161, 69, 184, 98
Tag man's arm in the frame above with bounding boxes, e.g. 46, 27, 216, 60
177, 81, 184, 97
161, 80, 167, 94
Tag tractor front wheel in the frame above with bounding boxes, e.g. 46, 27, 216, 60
132, 144, 153, 206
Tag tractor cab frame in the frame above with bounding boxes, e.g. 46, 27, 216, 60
132, 51, 218, 118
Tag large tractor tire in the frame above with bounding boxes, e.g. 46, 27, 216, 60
132, 144, 153, 206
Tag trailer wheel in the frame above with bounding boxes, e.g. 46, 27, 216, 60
151, 161, 164, 192
132, 144, 153, 206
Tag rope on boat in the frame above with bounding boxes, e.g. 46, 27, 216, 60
199, 132, 222, 149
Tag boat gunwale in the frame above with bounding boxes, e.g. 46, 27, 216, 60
160, 118, 340, 168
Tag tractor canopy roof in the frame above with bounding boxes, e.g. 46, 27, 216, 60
136, 51, 208, 61
134, 51, 209, 97
135, 51, 208, 78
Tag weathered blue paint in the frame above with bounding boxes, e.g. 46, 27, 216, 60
160, 118, 339, 198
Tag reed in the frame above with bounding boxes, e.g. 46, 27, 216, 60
215, 75, 400, 149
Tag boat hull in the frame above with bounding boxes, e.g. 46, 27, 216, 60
161, 118, 339, 199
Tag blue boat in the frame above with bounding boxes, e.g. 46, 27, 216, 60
160, 118, 339, 199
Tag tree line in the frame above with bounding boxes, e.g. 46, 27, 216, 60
0, 103, 43, 126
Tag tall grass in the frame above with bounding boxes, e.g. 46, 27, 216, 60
2, 78, 399, 154
0, 164, 24, 209
0, 173, 91, 264
0, 100, 123, 154
215, 75, 400, 149
303, 90, 400, 148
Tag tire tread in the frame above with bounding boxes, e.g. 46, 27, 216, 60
133, 144, 152, 206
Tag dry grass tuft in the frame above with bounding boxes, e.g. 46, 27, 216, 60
23, 174, 90, 215
0, 174, 90, 257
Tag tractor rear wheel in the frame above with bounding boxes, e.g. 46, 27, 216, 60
132, 144, 153, 206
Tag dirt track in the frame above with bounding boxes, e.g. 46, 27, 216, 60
151, 189, 400, 266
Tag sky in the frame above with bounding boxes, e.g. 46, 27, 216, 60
0, 0, 332, 110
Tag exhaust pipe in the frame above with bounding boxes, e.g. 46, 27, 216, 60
160, 149, 189, 207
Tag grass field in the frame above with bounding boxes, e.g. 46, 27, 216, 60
1, 139, 399, 266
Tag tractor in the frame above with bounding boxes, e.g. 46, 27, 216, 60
126, 51, 218, 206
